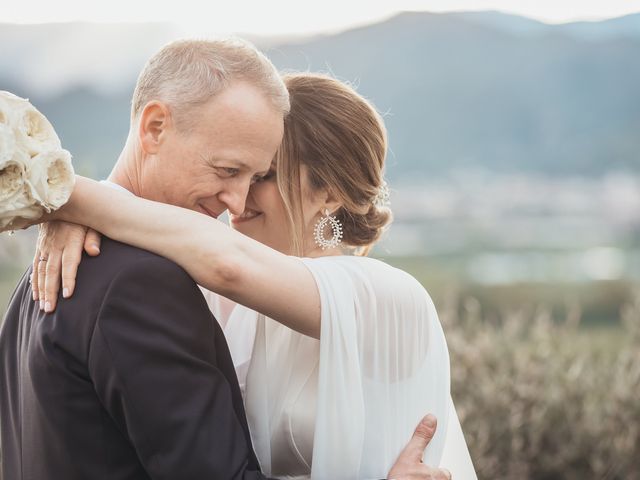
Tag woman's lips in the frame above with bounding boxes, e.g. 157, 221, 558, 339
230, 209, 262, 224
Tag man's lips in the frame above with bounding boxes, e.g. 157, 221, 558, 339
198, 204, 220, 219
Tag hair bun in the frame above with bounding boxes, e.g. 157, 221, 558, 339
337, 204, 392, 252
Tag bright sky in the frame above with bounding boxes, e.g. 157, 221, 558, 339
3, 0, 640, 35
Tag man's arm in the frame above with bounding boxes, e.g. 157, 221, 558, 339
388, 415, 452, 480
87, 255, 270, 479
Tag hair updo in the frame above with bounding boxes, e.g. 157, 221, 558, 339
275, 73, 392, 256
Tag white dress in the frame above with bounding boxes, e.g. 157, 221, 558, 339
202, 255, 476, 479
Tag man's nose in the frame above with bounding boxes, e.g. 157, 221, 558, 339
221, 180, 250, 216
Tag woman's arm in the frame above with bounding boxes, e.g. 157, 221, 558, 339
51, 176, 321, 338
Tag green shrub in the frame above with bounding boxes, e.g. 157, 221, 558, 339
443, 292, 640, 479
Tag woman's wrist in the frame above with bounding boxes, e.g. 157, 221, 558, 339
51, 175, 88, 223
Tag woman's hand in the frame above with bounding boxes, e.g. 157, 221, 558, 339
32, 221, 102, 312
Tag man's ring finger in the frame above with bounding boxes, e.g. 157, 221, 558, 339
39, 256, 47, 262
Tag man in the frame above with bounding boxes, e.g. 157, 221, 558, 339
0, 39, 451, 479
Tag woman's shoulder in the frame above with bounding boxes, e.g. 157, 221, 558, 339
302, 255, 433, 305
303, 254, 418, 279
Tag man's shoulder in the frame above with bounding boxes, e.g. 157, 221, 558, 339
67, 237, 212, 327
89, 238, 215, 336
85, 237, 188, 279
73, 237, 199, 306
97, 237, 171, 265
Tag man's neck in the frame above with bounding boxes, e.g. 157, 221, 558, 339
108, 135, 144, 196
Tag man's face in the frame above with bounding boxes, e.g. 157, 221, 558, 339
140, 81, 284, 218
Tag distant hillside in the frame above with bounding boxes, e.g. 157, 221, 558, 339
265, 12, 640, 177
454, 11, 640, 39
1, 11, 639, 180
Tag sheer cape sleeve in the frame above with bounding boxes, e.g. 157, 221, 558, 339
200, 288, 255, 395
300, 256, 452, 479
211, 256, 476, 479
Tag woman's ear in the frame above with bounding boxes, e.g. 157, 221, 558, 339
138, 101, 172, 155
320, 191, 343, 216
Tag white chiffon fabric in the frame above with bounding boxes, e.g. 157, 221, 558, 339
202, 255, 476, 479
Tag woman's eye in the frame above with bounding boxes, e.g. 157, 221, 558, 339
253, 171, 276, 184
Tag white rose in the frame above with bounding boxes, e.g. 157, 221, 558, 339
0, 204, 44, 231
0, 91, 29, 117
0, 149, 30, 210
0, 123, 17, 166
0, 90, 30, 106
0, 160, 26, 206
0, 96, 12, 127
26, 149, 75, 212
13, 104, 62, 157
0, 91, 61, 156
0, 91, 73, 232
0, 91, 31, 128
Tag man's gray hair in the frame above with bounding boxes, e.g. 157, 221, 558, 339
132, 38, 290, 130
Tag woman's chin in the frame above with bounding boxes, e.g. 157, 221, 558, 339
230, 213, 260, 231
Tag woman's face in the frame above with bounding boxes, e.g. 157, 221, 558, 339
229, 163, 322, 255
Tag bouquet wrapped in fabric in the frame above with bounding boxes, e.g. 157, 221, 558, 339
0, 91, 75, 231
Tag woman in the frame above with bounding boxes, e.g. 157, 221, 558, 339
30, 73, 476, 479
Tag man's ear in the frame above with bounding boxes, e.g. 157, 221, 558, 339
138, 101, 172, 155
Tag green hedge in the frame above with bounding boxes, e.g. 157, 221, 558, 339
444, 293, 640, 479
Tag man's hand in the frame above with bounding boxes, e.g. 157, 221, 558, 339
387, 414, 452, 480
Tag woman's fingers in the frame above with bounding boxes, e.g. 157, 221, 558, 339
31, 220, 89, 312
43, 250, 62, 312
31, 251, 40, 301
32, 226, 47, 301
37, 252, 48, 309
84, 228, 101, 256
35, 223, 55, 309
61, 243, 82, 299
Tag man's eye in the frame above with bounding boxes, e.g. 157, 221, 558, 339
217, 167, 240, 178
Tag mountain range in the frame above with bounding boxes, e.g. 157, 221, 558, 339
1, 11, 639, 180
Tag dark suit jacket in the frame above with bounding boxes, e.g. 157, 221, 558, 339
0, 237, 273, 479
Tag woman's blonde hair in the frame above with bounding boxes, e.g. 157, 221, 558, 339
276, 73, 392, 256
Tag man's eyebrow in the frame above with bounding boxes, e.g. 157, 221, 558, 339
204, 155, 246, 169
206, 155, 272, 177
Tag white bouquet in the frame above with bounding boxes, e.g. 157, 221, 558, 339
0, 91, 75, 231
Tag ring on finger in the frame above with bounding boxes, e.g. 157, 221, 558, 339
39, 256, 48, 262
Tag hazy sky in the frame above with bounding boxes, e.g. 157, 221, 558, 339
3, 0, 640, 35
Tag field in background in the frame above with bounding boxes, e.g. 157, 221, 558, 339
389, 255, 635, 326
441, 290, 639, 478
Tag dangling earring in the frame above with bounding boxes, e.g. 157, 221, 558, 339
313, 208, 343, 250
